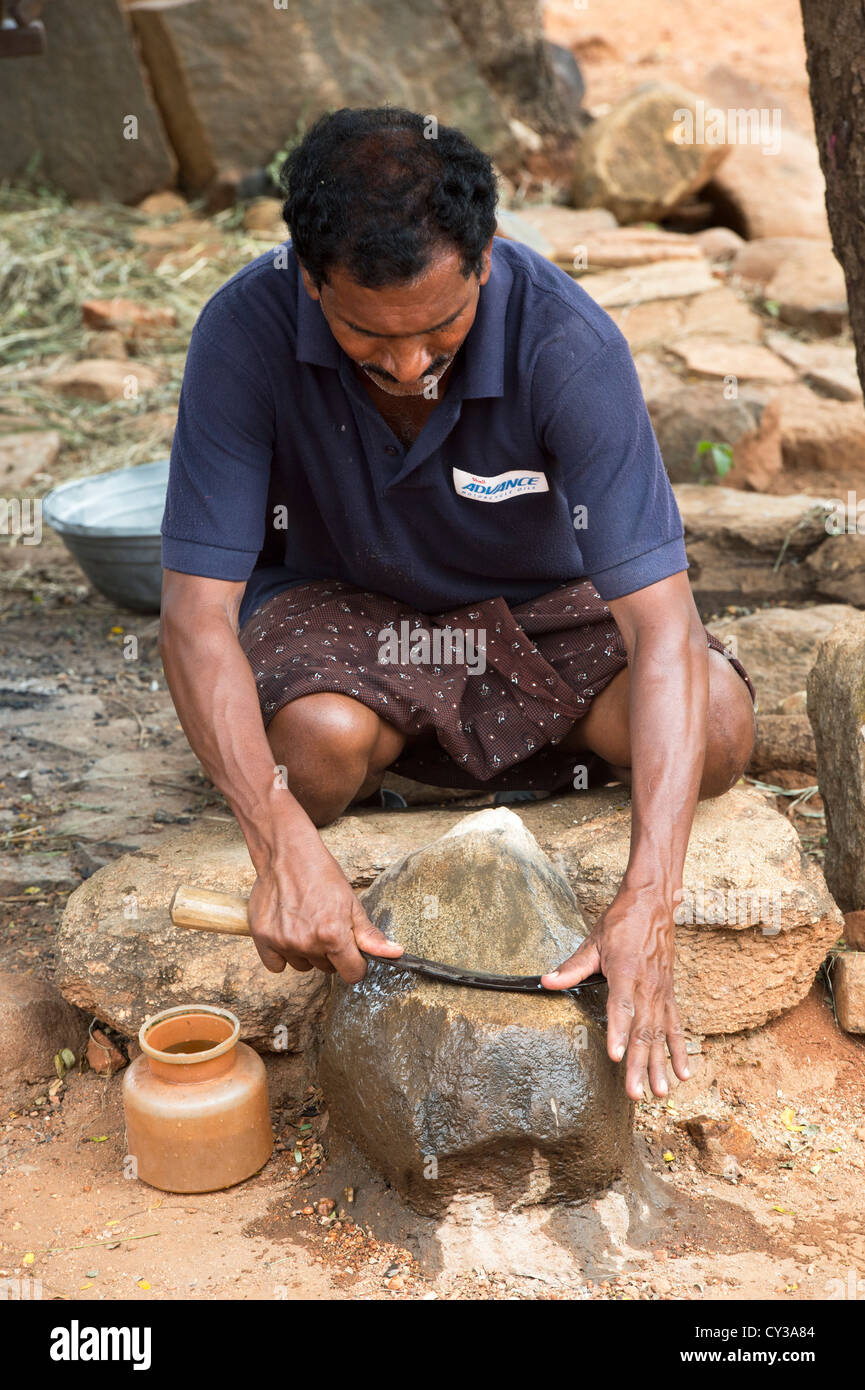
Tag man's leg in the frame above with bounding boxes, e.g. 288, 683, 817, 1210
267, 692, 407, 827
563, 648, 755, 798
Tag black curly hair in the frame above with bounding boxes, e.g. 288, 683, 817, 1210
280, 107, 498, 289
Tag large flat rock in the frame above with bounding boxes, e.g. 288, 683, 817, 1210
56, 827, 328, 1051
707, 605, 859, 713
543, 787, 842, 1035
0, 0, 175, 202
56, 784, 842, 1051
571, 83, 729, 223
0, 972, 89, 1097
675, 485, 843, 615
129, 0, 516, 194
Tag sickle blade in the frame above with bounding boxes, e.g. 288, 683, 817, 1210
361, 949, 604, 997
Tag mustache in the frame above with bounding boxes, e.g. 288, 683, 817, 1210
360, 355, 452, 384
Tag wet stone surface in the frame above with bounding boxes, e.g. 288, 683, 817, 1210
321, 808, 633, 1216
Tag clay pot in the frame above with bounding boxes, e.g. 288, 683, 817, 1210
122, 1004, 273, 1193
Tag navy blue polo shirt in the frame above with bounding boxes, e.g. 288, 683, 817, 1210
162, 237, 687, 627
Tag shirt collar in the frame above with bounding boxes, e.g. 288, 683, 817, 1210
294, 237, 511, 398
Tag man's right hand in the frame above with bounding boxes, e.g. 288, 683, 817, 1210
246, 841, 403, 983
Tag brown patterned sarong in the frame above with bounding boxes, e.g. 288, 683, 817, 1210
239, 579, 754, 794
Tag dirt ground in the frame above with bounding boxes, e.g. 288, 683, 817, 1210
2, 0, 864, 1302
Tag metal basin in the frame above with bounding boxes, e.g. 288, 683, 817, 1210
42, 459, 168, 613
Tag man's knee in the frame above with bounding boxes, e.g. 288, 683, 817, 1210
269, 693, 382, 774
266, 693, 403, 826
703, 651, 756, 797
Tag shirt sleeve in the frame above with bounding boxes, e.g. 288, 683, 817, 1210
537, 330, 688, 600
161, 304, 275, 581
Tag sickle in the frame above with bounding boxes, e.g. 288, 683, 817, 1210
170, 885, 604, 1002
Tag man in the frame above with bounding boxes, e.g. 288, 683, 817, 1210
160, 107, 755, 1103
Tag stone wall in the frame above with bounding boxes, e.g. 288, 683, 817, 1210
2, 0, 557, 202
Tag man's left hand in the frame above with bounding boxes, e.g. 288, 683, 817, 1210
542, 883, 690, 1101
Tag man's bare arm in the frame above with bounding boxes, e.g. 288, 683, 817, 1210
159, 570, 402, 980
543, 571, 708, 1099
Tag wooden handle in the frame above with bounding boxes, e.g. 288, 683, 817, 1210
170, 885, 251, 936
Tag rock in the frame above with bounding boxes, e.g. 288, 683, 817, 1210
0, 852, 79, 897
576, 226, 705, 270
242, 198, 285, 237
497, 205, 618, 266
679, 1114, 756, 1178
136, 191, 189, 217
633, 352, 683, 406
706, 605, 859, 713
548, 787, 842, 1035
56, 823, 329, 1050
0, 0, 175, 203
494, 206, 555, 258
766, 245, 848, 336
45, 360, 162, 404
679, 287, 763, 341
612, 287, 761, 355
675, 485, 836, 614
81, 299, 177, 339
83, 329, 128, 361
578, 258, 722, 308
571, 84, 729, 224
609, 300, 687, 354
832, 953, 865, 1033
708, 128, 830, 240
668, 339, 796, 384
125, 410, 177, 445
843, 911, 865, 951
86, 1026, 127, 1076
63, 786, 839, 1058
0, 431, 62, 490
649, 384, 782, 489
129, 0, 517, 195
806, 534, 865, 608
499, 217, 709, 275
773, 692, 808, 716
440, 0, 577, 134
0, 972, 88, 1092
545, 40, 586, 123
730, 236, 823, 289
807, 614, 865, 912
692, 226, 745, 261
320, 808, 632, 1215
774, 385, 865, 475
750, 714, 816, 777
131, 220, 208, 250
765, 334, 861, 403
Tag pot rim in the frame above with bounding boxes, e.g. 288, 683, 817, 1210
138, 1003, 240, 1065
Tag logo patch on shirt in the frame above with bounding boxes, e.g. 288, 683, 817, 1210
452, 467, 549, 503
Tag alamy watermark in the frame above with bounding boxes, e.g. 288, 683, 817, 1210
673, 101, 783, 156
0, 497, 42, 545
378, 621, 487, 676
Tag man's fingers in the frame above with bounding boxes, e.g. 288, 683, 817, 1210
666, 1002, 691, 1083
351, 900, 404, 959
304, 954, 337, 975
252, 937, 288, 973
647, 1038, 669, 1098
624, 1033, 651, 1102
541, 939, 601, 990
253, 936, 318, 974
605, 983, 636, 1064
